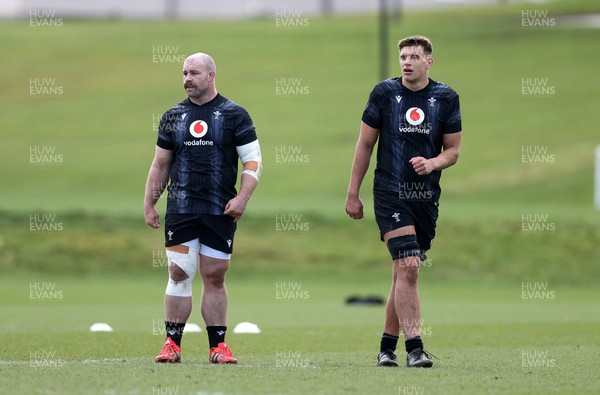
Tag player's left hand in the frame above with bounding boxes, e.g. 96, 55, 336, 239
409, 156, 436, 176
224, 196, 248, 222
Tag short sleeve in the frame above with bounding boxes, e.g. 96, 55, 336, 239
234, 107, 258, 146
156, 112, 175, 150
443, 93, 462, 134
361, 86, 383, 130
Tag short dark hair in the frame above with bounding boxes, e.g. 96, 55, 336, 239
398, 35, 433, 55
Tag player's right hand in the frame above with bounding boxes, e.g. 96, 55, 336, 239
345, 196, 364, 220
144, 207, 161, 229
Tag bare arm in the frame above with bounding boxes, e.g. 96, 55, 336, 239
143, 146, 174, 229
410, 132, 461, 176
224, 138, 262, 222
223, 160, 259, 222
345, 121, 379, 220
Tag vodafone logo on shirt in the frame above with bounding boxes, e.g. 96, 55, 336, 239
405, 107, 425, 126
185, 120, 213, 146
189, 120, 208, 138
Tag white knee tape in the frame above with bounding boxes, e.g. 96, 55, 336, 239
165, 247, 198, 297
165, 277, 192, 297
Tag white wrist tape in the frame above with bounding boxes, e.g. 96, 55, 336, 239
241, 169, 259, 181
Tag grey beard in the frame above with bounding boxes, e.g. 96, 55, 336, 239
187, 86, 208, 99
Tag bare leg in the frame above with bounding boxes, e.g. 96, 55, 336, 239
199, 255, 229, 326
383, 226, 421, 340
394, 256, 421, 340
383, 263, 401, 336
165, 295, 192, 323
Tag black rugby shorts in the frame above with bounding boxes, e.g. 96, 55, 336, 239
164, 213, 236, 253
374, 190, 439, 251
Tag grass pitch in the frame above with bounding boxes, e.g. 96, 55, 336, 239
2, 1, 600, 283
1, 1, 600, 394
1, 275, 599, 395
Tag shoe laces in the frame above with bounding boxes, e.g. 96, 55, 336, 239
162, 339, 180, 354
421, 349, 438, 360
217, 343, 233, 357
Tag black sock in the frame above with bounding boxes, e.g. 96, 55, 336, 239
405, 336, 424, 353
165, 321, 186, 347
206, 326, 227, 348
380, 333, 399, 353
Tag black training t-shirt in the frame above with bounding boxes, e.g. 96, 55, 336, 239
362, 78, 461, 202
157, 94, 257, 214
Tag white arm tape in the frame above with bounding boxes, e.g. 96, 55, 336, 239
237, 140, 262, 164
242, 169, 260, 181
237, 140, 262, 180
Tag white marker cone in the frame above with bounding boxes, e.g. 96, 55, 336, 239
183, 323, 202, 333
233, 322, 261, 334
89, 323, 113, 332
